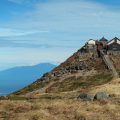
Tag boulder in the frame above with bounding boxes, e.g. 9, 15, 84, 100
78, 93, 94, 101
94, 92, 109, 100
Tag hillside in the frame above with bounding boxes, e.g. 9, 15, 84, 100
0, 63, 56, 95
0, 38, 120, 120
0, 78, 120, 120
109, 54, 120, 74
12, 41, 116, 96
8, 38, 120, 97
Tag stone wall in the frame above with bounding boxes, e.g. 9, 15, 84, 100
39, 58, 97, 83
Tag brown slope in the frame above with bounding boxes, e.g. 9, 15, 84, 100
11, 46, 112, 96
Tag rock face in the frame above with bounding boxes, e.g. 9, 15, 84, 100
78, 93, 94, 101
78, 92, 109, 101
40, 59, 94, 83
94, 92, 109, 100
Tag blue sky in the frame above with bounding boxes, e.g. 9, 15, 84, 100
0, 0, 120, 70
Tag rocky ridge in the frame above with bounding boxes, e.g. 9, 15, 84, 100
12, 38, 120, 95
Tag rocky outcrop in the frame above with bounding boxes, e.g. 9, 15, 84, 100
39, 59, 96, 83
78, 93, 94, 101
94, 92, 109, 101
78, 92, 109, 101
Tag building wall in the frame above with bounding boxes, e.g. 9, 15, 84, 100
87, 40, 96, 45
100, 41, 108, 47
108, 51, 120, 56
108, 43, 120, 51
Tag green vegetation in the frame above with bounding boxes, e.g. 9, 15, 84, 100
13, 81, 42, 95
0, 95, 28, 101
13, 79, 53, 95
38, 94, 62, 100
12, 71, 113, 95
46, 72, 113, 93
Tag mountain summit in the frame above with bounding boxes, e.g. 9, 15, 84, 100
12, 38, 120, 95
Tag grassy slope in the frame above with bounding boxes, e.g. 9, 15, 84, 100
12, 56, 108, 95
45, 72, 113, 93
13, 71, 113, 95
1, 53, 119, 120
110, 54, 120, 75
0, 78, 120, 120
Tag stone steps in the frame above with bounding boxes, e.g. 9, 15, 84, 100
100, 50, 119, 78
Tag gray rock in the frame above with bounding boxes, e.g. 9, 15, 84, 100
94, 92, 109, 100
78, 93, 94, 101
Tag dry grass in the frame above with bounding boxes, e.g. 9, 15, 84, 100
45, 72, 113, 93
0, 79, 120, 120
89, 78, 120, 96
0, 99, 119, 120
110, 54, 120, 71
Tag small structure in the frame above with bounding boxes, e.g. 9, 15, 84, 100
86, 39, 97, 52
99, 37, 108, 47
107, 37, 120, 54
96, 41, 104, 57
85, 37, 120, 56
87, 39, 96, 45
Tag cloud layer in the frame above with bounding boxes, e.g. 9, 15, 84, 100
0, 0, 120, 70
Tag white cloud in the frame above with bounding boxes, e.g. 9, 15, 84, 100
0, 28, 49, 37
1, 0, 120, 69
8, 0, 31, 4
2, 0, 120, 42
7, 0, 120, 36
0, 47, 76, 70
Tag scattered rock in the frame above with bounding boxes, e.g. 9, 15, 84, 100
109, 94, 116, 98
94, 92, 109, 101
78, 93, 94, 101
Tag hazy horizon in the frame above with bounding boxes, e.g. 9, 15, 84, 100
0, 63, 56, 95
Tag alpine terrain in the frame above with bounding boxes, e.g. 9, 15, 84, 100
0, 37, 120, 120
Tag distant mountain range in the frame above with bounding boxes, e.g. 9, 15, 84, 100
0, 63, 56, 95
